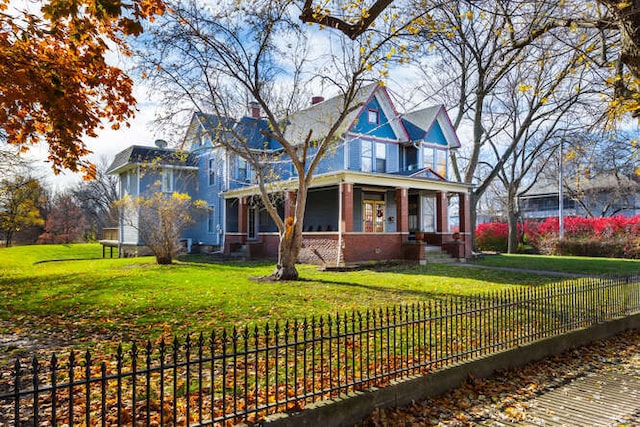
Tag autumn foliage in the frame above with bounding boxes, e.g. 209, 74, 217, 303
116, 190, 207, 264
476, 216, 640, 258
0, 0, 164, 178
38, 194, 87, 243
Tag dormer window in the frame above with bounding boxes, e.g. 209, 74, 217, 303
367, 109, 380, 125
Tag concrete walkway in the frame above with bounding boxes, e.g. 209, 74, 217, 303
478, 363, 640, 426
360, 327, 640, 427
459, 263, 592, 278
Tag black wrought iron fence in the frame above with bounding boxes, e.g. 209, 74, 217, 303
2, 274, 639, 426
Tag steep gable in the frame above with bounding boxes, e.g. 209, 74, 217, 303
425, 121, 448, 146
349, 87, 408, 141
235, 117, 278, 150
402, 105, 461, 148
283, 83, 391, 145
182, 112, 236, 151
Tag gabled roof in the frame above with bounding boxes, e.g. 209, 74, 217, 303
283, 83, 382, 145
107, 145, 198, 175
236, 116, 276, 150
182, 112, 236, 150
180, 83, 462, 152
521, 174, 640, 197
401, 105, 461, 148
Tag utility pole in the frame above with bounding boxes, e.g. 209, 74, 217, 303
558, 140, 564, 239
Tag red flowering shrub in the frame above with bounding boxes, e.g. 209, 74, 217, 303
524, 215, 640, 258
475, 222, 509, 252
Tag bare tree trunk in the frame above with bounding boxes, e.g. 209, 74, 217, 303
507, 211, 519, 254
272, 222, 302, 280
506, 188, 519, 254
156, 255, 173, 264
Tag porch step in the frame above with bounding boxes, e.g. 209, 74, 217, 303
228, 244, 247, 260
200, 245, 247, 262
422, 245, 458, 265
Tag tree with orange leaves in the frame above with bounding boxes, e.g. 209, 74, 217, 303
0, 0, 164, 178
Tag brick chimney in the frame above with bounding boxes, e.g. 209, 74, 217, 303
311, 96, 325, 105
249, 101, 260, 118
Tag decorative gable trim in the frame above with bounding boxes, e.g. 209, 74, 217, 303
410, 167, 447, 181
402, 105, 461, 149
349, 84, 410, 142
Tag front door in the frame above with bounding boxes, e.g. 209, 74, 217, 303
363, 200, 385, 232
421, 194, 436, 232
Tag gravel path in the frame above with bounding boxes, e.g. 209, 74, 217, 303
361, 328, 640, 426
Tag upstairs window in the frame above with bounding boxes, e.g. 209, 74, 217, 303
375, 142, 386, 172
436, 149, 447, 177
122, 171, 133, 196
237, 157, 247, 182
208, 158, 216, 186
423, 147, 434, 170
161, 168, 174, 193
367, 109, 379, 124
362, 141, 372, 172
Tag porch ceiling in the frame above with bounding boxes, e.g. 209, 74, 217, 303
223, 170, 473, 198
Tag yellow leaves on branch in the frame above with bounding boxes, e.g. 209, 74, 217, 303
518, 83, 533, 93
605, 74, 640, 122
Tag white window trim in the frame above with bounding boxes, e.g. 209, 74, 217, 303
162, 168, 174, 193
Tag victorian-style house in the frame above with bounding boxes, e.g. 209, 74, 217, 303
108, 83, 473, 264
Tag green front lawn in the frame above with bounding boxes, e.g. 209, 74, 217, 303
474, 253, 640, 275
2, 244, 637, 358
0, 245, 542, 343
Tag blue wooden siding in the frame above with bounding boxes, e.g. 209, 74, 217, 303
385, 189, 397, 232
425, 121, 448, 146
350, 97, 397, 140
187, 152, 224, 245
314, 143, 345, 174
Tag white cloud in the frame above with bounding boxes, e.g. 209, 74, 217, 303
27, 95, 160, 193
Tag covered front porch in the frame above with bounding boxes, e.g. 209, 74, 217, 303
223, 171, 473, 266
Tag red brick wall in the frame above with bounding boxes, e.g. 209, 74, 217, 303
227, 231, 467, 264
341, 233, 403, 264
224, 233, 244, 254
298, 233, 340, 265
261, 233, 280, 259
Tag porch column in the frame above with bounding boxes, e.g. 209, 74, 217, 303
395, 187, 408, 236
238, 197, 248, 236
436, 191, 449, 235
341, 182, 353, 232
459, 192, 472, 258
285, 190, 297, 219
